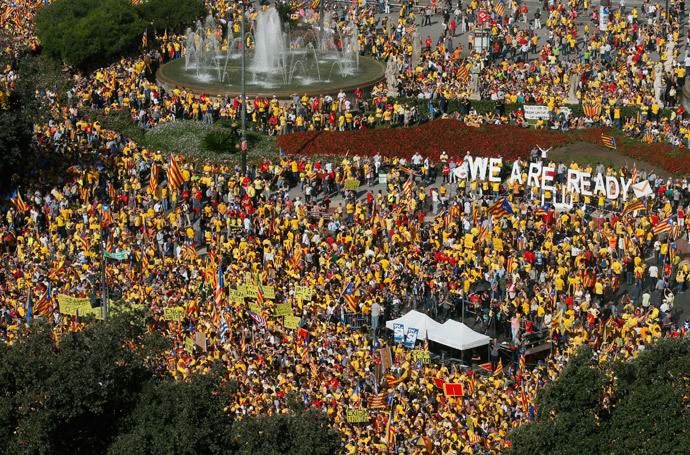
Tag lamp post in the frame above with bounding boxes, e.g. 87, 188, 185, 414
240, 0, 248, 175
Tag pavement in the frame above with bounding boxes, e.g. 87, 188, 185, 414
369, 0, 683, 63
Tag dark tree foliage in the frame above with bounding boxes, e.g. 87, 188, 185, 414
0, 51, 40, 190
0, 309, 342, 455
508, 339, 690, 455
35, 0, 205, 69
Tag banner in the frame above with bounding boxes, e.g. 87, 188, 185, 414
294, 285, 312, 301
381, 347, 393, 370
273, 302, 292, 317
185, 336, 194, 354
344, 179, 361, 191
283, 315, 301, 329
57, 294, 103, 319
404, 328, 419, 348
104, 251, 129, 260
411, 350, 431, 364
228, 289, 245, 303
263, 285, 275, 299
346, 409, 370, 423
195, 332, 207, 352
393, 323, 405, 343
244, 284, 258, 298
443, 383, 464, 397
163, 306, 184, 321
523, 105, 571, 120
248, 302, 262, 315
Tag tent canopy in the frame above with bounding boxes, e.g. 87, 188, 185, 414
428, 319, 491, 351
385, 310, 442, 336
386, 311, 490, 351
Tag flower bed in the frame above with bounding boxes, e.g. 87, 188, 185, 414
277, 120, 690, 175
277, 119, 572, 161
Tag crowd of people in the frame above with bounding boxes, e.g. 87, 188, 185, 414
2, 0, 690, 453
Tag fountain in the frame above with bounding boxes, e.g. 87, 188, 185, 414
158, 9, 385, 97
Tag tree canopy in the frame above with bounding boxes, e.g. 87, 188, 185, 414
507, 339, 690, 455
0, 50, 40, 190
0, 308, 340, 455
35, 0, 205, 69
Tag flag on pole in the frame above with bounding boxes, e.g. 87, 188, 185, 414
149, 164, 158, 194
519, 345, 526, 372
631, 162, 638, 184
403, 173, 413, 200
167, 154, 184, 190
248, 310, 268, 328
214, 261, 224, 310
385, 409, 396, 445
142, 28, 148, 48
11, 189, 27, 212
342, 281, 357, 313
368, 391, 393, 408
493, 358, 503, 376
26, 291, 32, 326
488, 198, 514, 218
220, 314, 229, 343
601, 134, 617, 149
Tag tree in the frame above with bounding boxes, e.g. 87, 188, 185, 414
0, 308, 168, 455
35, 0, 204, 70
0, 51, 40, 190
507, 339, 690, 455
0, 310, 342, 454
36, 0, 147, 69
107, 369, 235, 455
229, 395, 341, 455
136, 0, 206, 34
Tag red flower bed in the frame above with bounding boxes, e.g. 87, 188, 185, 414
277, 119, 571, 161
577, 127, 690, 174
277, 120, 690, 174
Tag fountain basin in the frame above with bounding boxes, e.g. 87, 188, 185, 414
157, 53, 386, 98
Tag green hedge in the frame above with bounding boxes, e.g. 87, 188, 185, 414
387, 97, 675, 119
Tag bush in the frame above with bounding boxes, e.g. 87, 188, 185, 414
203, 130, 239, 154
388, 97, 674, 120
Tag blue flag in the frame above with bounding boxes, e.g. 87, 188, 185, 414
26, 292, 32, 326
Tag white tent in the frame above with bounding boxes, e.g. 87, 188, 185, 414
385, 310, 442, 335
428, 319, 491, 351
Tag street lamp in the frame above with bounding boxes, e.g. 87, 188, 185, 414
240, 0, 248, 176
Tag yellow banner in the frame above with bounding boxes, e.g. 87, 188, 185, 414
163, 306, 184, 321
273, 302, 292, 317
283, 315, 301, 329
346, 409, 370, 423
57, 294, 103, 319
294, 285, 313, 301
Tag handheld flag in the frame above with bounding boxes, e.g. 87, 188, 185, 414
149, 164, 158, 194
601, 134, 617, 149
167, 154, 185, 190
11, 189, 27, 211
621, 197, 647, 217
494, 0, 506, 16
488, 198, 514, 218
493, 358, 503, 376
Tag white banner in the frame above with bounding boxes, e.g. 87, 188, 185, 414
523, 105, 571, 120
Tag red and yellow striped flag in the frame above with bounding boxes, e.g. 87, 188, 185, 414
167, 154, 184, 190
